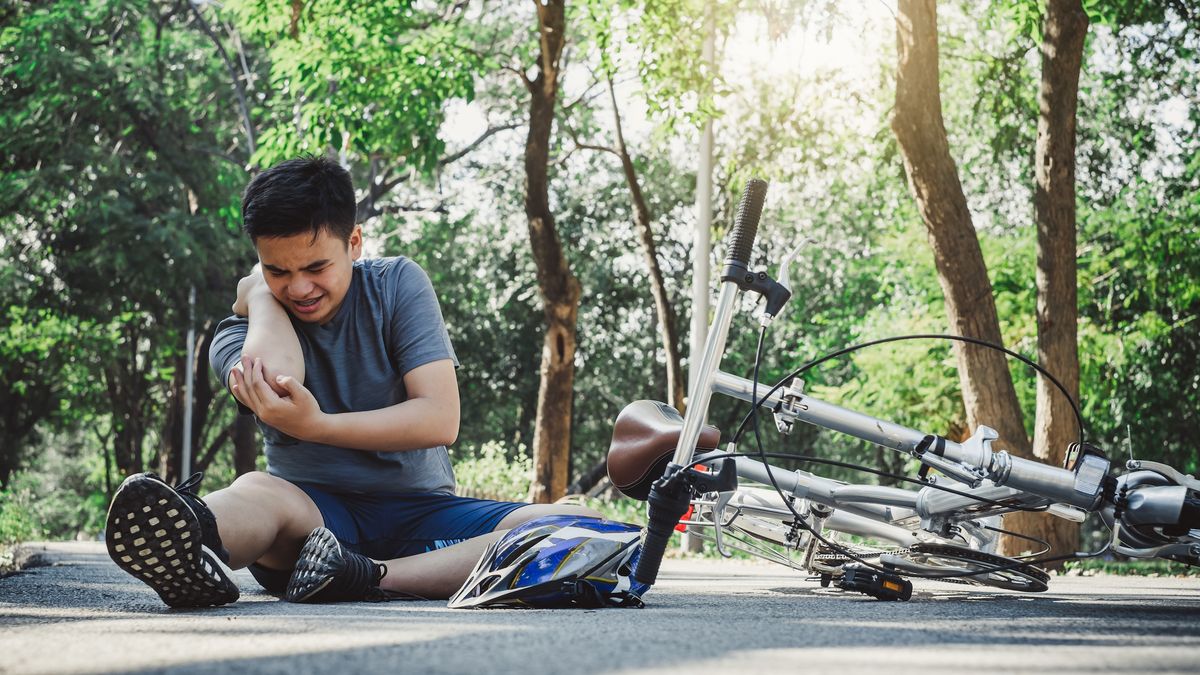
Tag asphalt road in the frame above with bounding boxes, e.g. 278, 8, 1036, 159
2, 542, 1199, 674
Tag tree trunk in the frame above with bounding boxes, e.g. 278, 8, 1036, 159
524, 0, 576, 504
891, 0, 1031, 464
161, 360, 184, 483
188, 324, 216, 472
1002, 0, 1089, 562
0, 364, 53, 488
605, 78, 687, 412
233, 414, 258, 476
106, 329, 149, 479
566, 457, 609, 496
160, 322, 217, 484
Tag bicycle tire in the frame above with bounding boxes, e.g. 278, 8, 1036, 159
886, 542, 1050, 592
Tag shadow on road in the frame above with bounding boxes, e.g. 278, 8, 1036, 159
4, 544, 1199, 674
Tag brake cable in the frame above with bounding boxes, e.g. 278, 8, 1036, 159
730, 332, 1087, 450
698, 324, 1103, 582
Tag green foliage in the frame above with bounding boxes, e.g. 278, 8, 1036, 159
619, 0, 733, 129
1063, 557, 1200, 577
452, 441, 533, 503
0, 483, 39, 545
1076, 177, 1200, 474
0, 306, 108, 485
231, 0, 478, 171
0, 431, 110, 543
0, 0, 1196, 546
579, 494, 646, 526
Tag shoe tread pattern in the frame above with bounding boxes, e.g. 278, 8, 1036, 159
105, 474, 239, 608
285, 527, 342, 603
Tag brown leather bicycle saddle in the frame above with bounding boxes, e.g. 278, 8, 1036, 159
607, 400, 721, 501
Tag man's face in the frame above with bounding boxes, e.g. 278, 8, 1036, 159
255, 226, 363, 324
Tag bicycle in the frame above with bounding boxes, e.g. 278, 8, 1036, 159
606, 179, 1200, 601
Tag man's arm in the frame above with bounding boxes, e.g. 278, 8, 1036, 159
229, 268, 303, 397
232, 357, 459, 451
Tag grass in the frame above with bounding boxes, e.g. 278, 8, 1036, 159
0, 543, 18, 576
1062, 558, 1200, 577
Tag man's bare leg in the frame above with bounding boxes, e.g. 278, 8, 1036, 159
203, 471, 324, 570
375, 503, 603, 599
375, 531, 505, 599
105, 470, 309, 608
495, 503, 602, 530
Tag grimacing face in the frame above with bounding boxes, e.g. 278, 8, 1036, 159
255, 226, 363, 324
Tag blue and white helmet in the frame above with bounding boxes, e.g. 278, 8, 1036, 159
447, 515, 649, 609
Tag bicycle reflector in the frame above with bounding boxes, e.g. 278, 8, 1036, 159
838, 564, 913, 601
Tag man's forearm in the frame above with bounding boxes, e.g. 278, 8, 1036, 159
242, 292, 304, 385
311, 398, 459, 452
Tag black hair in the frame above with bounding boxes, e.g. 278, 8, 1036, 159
241, 156, 357, 242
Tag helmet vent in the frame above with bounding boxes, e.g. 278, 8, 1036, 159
496, 532, 552, 569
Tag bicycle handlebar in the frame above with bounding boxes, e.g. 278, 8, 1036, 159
726, 179, 768, 267
633, 180, 770, 588
632, 464, 692, 587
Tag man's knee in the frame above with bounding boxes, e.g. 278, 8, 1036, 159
227, 470, 289, 501
496, 503, 604, 530
228, 470, 275, 491
225, 471, 320, 522
228, 470, 298, 496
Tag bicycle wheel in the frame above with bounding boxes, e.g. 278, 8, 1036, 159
884, 542, 1049, 592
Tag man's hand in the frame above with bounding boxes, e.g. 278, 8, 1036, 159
232, 265, 271, 317
230, 356, 327, 441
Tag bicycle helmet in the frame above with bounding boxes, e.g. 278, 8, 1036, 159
447, 515, 649, 609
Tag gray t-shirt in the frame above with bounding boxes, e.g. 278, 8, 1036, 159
209, 257, 459, 495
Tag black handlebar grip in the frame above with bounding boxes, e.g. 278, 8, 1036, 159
725, 179, 769, 267
632, 522, 672, 587
632, 474, 692, 587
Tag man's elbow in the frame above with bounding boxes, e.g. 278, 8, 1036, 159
241, 350, 305, 384
440, 420, 460, 447
437, 408, 460, 447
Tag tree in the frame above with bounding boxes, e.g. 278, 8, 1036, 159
1000, 0, 1089, 560
0, 0, 248, 483
571, 3, 687, 413
228, 0, 481, 185
521, 0, 576, 503
891, 0, 1033, 466
0, 309, 101, 487
1071, 2, 1200, 475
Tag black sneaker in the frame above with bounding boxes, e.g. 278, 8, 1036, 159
285, 527, 388, 603
105, 472, 239, 608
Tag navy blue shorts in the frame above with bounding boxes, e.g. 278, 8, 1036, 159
248, 480, 527, 593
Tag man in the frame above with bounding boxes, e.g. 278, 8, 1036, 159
104, 156, 596, 607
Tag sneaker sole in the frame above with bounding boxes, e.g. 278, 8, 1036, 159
105, 474, 239, 608
285, 527, 342, 603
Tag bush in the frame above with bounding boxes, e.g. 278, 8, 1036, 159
1063, 558, 1200, 577
0, 481, 39, 545
0, 428, 111, 543
452, 441, 534, 502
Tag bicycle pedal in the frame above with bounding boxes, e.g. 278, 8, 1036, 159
837, 564, 912, 601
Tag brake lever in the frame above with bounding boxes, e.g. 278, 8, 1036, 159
777, 238, 815, 294
759, 238, 815, 324
1126, 459, 1200, 492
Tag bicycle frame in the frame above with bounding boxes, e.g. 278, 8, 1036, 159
630, 180, 1199, 591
